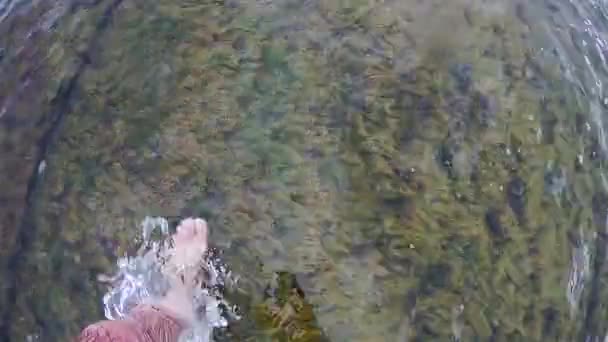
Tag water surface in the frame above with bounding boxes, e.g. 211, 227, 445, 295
1, 0, 608, 340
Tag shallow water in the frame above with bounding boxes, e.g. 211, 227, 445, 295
2, 0, 608, 341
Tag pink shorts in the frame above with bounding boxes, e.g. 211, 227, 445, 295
76, 304, 185, 342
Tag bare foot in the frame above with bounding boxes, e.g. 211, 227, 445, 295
156, 218, 209, 325
168, 217, 208, 277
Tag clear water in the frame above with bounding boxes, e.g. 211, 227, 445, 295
5, 0, 608, 341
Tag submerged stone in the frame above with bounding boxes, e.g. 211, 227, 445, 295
485, 207, 507, 240
420, 262, 452, 295
4, 0, 604, 340
507, 176, 527, 225
539, 98, 558, 144
436, 142, 455, 177
471, 91, 498, 127
449, 63, 473, 94
591, 192, 608, 230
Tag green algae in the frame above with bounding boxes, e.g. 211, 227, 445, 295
252, 272, 328, 342
2, 0, 608, 341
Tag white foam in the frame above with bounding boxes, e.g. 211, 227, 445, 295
101, 216, 240, 341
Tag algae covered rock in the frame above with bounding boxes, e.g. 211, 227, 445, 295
253, 272, 328, 342
2, 0, 608, 341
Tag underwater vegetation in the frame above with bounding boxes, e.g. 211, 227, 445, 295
0, 0, 606, 341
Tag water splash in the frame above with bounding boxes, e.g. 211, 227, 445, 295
100, 216, 240, 341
